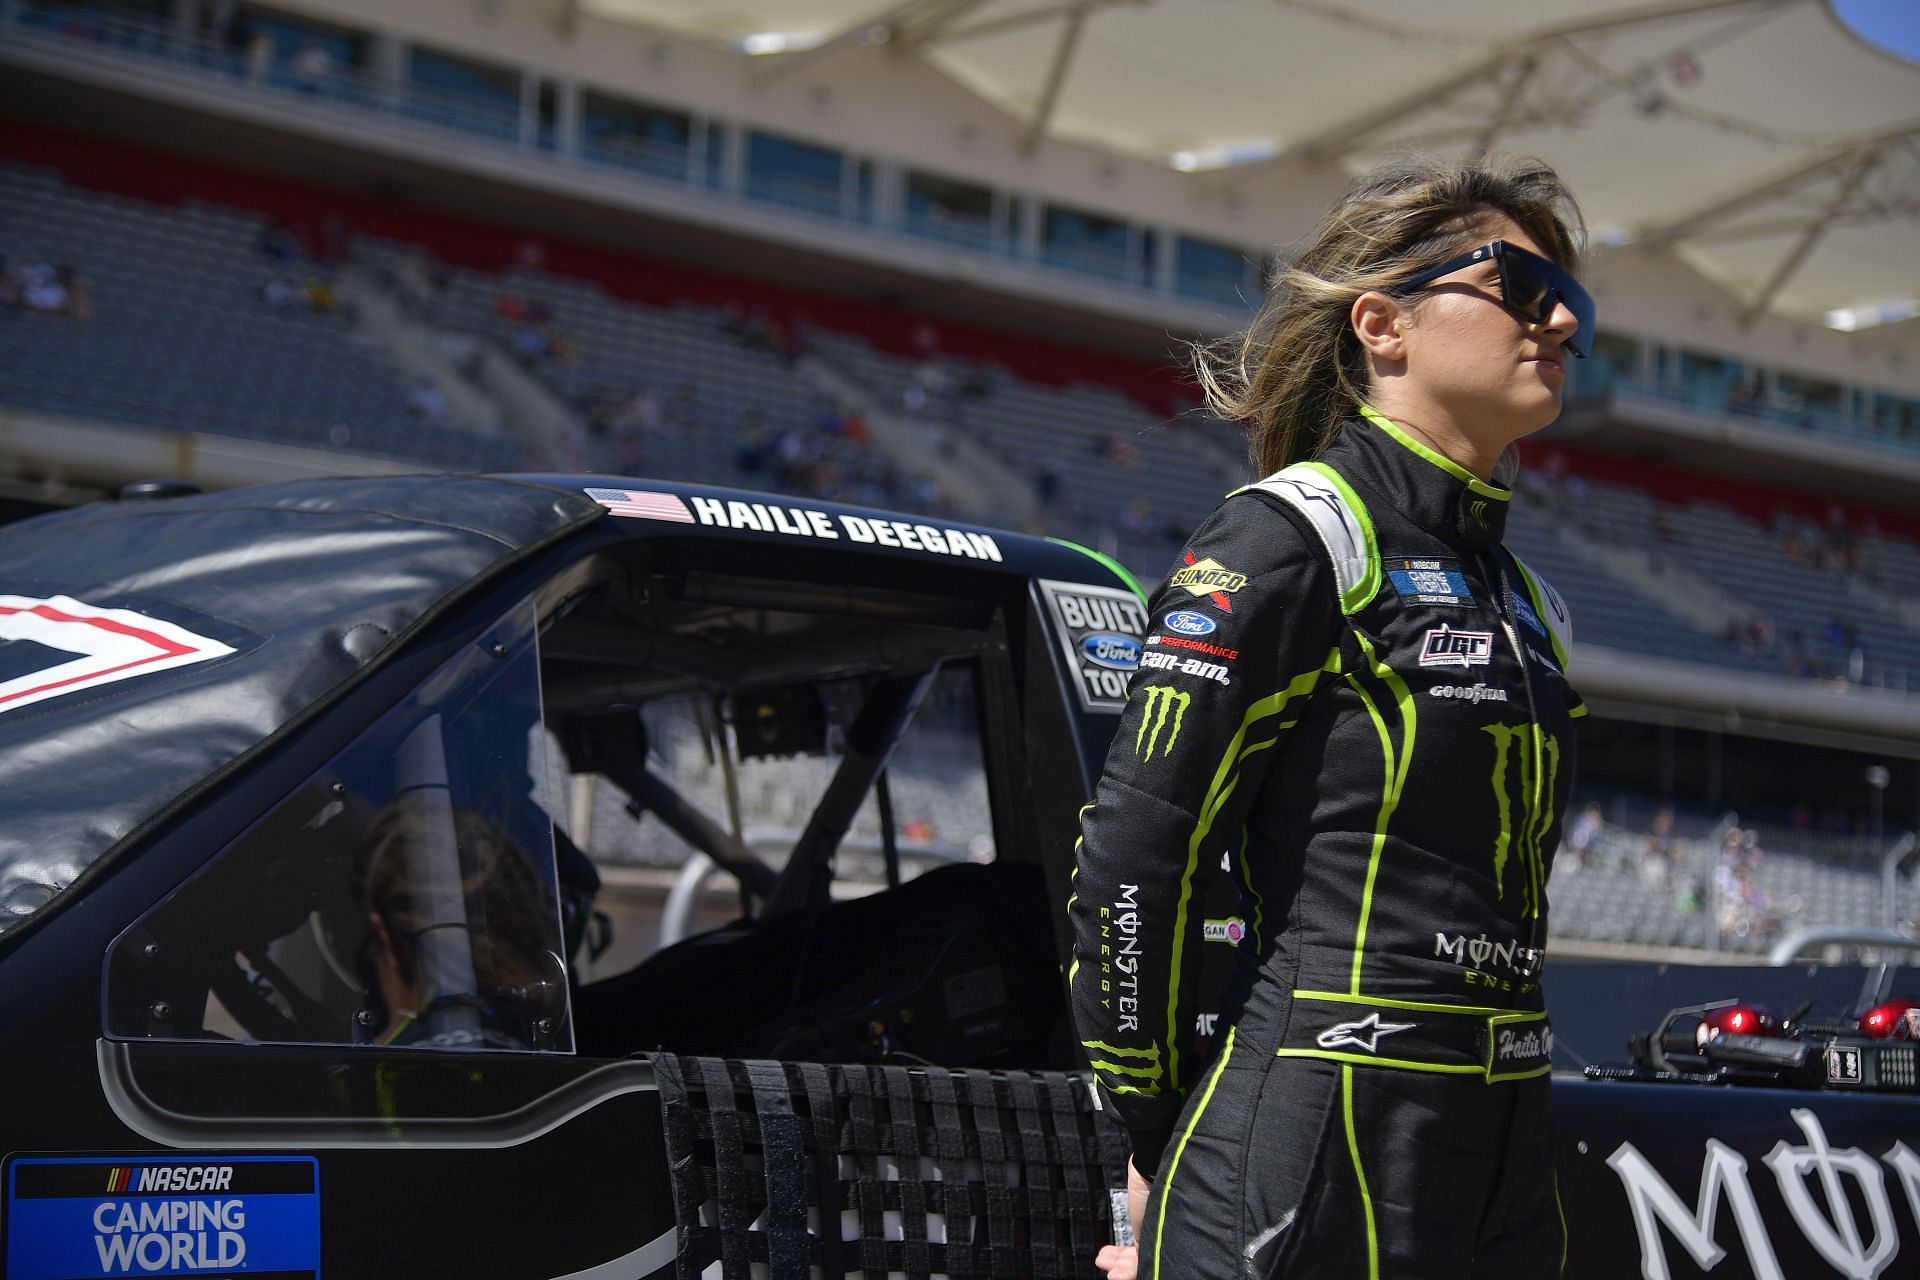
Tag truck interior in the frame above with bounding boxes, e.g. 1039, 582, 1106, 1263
105, 533, 1088, 1074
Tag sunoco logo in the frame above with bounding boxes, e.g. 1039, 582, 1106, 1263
1169, 558, 1247, 598
1162, 610, 1217, 637
1081, 633, 1142, 670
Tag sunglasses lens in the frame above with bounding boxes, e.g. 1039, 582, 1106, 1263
1504, 248, 1595, 358
1502, 255, 1554, 322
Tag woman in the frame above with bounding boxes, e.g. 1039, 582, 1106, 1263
1069, 155, 1590, 1279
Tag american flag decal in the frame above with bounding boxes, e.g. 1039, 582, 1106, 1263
584, 487, 695, 523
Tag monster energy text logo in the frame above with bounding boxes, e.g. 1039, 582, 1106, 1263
1135, 686, 1190, 759
1483, 722, 1561, 919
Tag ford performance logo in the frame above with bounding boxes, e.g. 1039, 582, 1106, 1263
1162, 610, 1217, 637
1081, 633, 1142, 670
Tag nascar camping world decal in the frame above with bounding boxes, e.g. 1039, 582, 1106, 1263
0, 594, 237, 716
4, 1155, 320, 1278
1037, 579, 1147, 714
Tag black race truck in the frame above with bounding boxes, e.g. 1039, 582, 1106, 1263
1, 474, 1914, 1279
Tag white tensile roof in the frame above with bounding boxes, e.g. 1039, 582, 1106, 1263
583, 0, 1919, 327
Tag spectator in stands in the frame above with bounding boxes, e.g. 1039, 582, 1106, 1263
1564, 802, 1603, 872
211, 2, 250, 77
290, 41, 333, 95
303, 274, 340, 315
1120, 496, 1155, 541
259, 225, 303, 264
55, 265, 91, 325
1642, 807, 1674, 888
246, 29, 274, 84
1094, 430, 1139, 469
663, 384, 701, 432
261, 275, 298, 308
1033, 467, 1063, 513
19, 261, 69, 316
509, 323, 550, 364
1726, 610, 1773, 656
404, 376, 448, 425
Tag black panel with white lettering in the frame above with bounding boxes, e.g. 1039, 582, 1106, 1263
1035, 578, 1148, 714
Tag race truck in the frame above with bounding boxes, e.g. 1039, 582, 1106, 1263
0, 473, 1914, 1279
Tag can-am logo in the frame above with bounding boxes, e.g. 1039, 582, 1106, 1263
1081, 633, 1141, 670
1161, 610, 1217, 637
1419, 626, 1494, 668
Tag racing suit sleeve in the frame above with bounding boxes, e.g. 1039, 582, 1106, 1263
1067, 493, 1337, 1178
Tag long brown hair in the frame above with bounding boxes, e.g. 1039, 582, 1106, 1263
1196, 155, 1584, 479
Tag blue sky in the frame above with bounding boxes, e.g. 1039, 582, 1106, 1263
1832, 0, 1920, 62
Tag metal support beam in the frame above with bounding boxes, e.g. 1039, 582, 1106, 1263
894, 0, 995, 46
930, 0, 1122, 47
1639, 123, 1918, 246
1215, 0, 1793, 184
1739, 146, 1882, 325
748, 0, 940, 89
1023, 2, 1086, 156
1469, 54, 1539, 161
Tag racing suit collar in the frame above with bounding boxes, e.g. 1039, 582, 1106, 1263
1339, 405, 1511, 552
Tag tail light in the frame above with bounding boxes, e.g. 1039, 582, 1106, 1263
1695, 1004, 1781, 1048
1858, 1000, 1920, 1040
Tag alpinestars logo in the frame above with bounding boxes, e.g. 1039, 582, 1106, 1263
1315, 1012, 1415, 1053
1419, 625, 1494, 668
1135, 687, 1190, 760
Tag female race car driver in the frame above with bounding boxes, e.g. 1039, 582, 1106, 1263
1069, 155, 1590, 1279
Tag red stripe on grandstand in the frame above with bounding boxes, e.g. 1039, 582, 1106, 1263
5, 122, 1914, 540
0, 122, 1192, 419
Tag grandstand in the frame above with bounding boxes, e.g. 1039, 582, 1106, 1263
2, 0, 1917, 962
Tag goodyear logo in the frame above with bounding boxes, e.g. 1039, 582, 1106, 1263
1169, 558, 1247, 599
1134, 686, 1190, 760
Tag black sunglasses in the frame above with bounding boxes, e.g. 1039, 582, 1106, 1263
1399, 240, 1593, 359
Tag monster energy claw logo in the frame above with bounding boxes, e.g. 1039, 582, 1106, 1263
1469, 498, 1490, 529
1135, 686, 1190, 760
1484, 722, 1562, 918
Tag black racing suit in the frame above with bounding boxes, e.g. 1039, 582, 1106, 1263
1068, 408, 1584, 1278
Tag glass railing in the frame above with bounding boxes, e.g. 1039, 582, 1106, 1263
1570, 356, 1920, 456
902, 208, 994, 252
581, 135, 693, 184
743, 172, 849, 221
1174, 270, 1254, 307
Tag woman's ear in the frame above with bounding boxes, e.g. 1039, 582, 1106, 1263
1350, 290, 1408, 367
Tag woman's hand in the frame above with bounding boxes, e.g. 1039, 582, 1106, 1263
1094, 1158, 1152, 1279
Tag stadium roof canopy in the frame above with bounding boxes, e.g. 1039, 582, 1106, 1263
582, 0, 1920, 328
